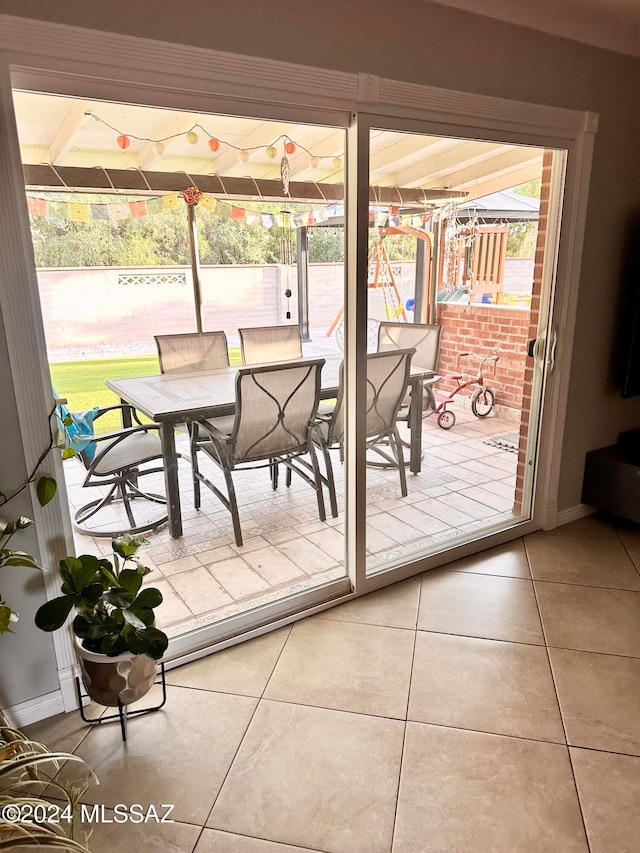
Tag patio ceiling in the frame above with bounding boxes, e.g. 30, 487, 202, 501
12, 91, 544, 202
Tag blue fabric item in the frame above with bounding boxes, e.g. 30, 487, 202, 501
54, 388, 99, 461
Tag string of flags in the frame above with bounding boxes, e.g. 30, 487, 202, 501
26, 192, 432, 230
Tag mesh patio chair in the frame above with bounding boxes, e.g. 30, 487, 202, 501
377, 321, 441, 413
63, 403, 167, 538
190, 358, 326, 546
155, 331, 230, 374
313, 348, 416, 515
238, 324, 302, 365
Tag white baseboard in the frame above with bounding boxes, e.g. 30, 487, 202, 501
556, 503, 595, 527
3, 690, 66, 728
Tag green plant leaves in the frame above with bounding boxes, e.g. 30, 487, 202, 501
118, 568, 143, 597
35, 475, 57, 507
0, 603, 17, 633
132, 587, 162, 610
34, 594, 76, 631
0, 549, 42, 570
59, 555, 100, 594
126, 625, 168, 659
122, 609, 146, 630
34, 535, 168, 660
112, 534, 148, 558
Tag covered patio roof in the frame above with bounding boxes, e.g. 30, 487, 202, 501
13, 91, 544, 203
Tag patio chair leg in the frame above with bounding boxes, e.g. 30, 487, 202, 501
308, 444, 327, 522
270, 459, 279, 490
120, 479, 137, 528
192, 448, 202, 509
222, 466, 243, 547
390, 428, 408, 497
320, 443, 339, 518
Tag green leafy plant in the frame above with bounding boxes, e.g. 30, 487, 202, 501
35, 535, 168, 660
0, 724, 96, 851
0, 471, 57, 635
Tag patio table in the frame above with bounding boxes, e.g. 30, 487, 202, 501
106, 353, 435, 538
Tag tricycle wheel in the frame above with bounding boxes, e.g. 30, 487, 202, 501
471, 387, 495, 418
437, 410, 456, 430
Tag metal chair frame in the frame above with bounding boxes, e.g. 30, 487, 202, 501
71, 404, 167, 538
238, 324, 303, 365
378, 321, 441, 412
313, 348, 416, 515
190, 359, 326, 546
155, 331, 230, 374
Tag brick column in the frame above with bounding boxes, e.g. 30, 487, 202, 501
514, 150, 553, 514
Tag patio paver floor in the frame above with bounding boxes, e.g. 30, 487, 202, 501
64, 402, 519, 637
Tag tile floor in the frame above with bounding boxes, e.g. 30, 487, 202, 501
64, 403, 520, 638
26, 513, 640, 852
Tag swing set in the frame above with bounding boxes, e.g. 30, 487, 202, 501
326, 225, 434, 340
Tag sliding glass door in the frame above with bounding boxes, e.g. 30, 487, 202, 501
348, 116, 566, 582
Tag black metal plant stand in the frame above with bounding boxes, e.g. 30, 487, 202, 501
75, 662, 167, 742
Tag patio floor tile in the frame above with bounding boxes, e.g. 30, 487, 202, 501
167, 566, 233, 615
276, 537, 339, 574
242, 545, 306, 585
206, 556, 271, 600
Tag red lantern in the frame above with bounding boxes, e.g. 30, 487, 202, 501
284, 141, 296, 155
116, 134, 130, 150
208, 138, 220, 152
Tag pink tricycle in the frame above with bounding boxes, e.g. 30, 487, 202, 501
425, 350, 499, 430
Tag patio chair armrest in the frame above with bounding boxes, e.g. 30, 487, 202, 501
89, 423, 160, 444
96, 403, 144, 425
194, 418, 232, 444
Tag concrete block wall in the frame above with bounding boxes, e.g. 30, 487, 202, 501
37, 257, 534, 351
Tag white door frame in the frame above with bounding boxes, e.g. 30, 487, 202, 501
0, 14, 596, 710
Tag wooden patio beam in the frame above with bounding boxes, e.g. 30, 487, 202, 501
22, 164, 466, 206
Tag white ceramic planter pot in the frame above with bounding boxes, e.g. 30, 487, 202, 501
74, 636, 157, 707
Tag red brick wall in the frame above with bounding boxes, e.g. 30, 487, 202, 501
514, 150, 553, 513
434, 302, 531, 410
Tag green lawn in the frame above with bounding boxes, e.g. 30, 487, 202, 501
50, 348, 242, 434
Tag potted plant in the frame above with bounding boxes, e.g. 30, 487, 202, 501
0, 724, 96, 852
35, 534, 168, 708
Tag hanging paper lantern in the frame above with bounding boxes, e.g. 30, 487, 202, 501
153, 142, 165, 156
186, 131, 199, 145
181, 185, 203, 206
208, 137, 220, 152
332, 157, 343, 170
238, 149, 250, 164
309, 156, 320, 169
266, 146, 277, 159
284, 141, 296, 155
116, 134, 130, 150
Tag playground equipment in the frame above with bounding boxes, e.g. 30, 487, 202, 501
427, 350, 499, 430
327, 225, 434, 345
